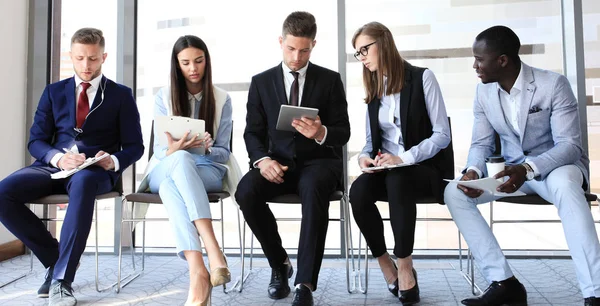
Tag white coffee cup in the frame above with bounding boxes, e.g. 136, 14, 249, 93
485, 156, 505, 183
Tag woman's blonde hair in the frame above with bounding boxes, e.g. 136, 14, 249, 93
352, 22, 404, 103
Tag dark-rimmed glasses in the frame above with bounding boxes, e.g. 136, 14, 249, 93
354, 41, 377, 60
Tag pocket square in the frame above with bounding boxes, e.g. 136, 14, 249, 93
528, 106, 542, 114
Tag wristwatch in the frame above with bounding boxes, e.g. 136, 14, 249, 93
521, 163, 535, 181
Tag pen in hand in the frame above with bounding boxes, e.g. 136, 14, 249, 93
373, 149, 382, 166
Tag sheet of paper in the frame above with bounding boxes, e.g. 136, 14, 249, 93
51, 153, 110, 179
360, 163, 414, 172
444, 177, 526, 197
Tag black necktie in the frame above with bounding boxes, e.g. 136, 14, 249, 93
290, 71, 299, 106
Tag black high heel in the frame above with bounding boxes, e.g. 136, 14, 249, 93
398, 268, 420, 305
386, 257, 399, 297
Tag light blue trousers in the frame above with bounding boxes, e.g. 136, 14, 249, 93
148, 150, 224, 260
445, 164, 600, 297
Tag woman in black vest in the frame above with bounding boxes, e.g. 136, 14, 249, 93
350, 22, 451, 305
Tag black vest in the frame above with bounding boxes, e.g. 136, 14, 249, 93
367, 62, 453, 202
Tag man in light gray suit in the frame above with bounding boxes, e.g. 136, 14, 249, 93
445, 25, 600, 306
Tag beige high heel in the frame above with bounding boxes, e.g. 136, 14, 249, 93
210, 253, 231, 287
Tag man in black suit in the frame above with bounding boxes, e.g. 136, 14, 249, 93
235, 11, 350, 306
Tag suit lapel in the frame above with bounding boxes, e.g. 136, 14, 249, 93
89, 76, 106, 112
368, 97, 381, 158
273, 65, 287, 105
518, 64, 536, 144
487, 84, 512, 136
399, 66, 412, 138
65, 77, 76, 128
300, 63, 316, 107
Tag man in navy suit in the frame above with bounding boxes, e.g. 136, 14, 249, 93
235, 11, 350, 306
0, 28, 143, 306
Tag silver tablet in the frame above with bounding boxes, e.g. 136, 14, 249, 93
155, 115, 206, 155
275, 105, 319, 132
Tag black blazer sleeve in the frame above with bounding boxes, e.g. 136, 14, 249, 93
320, 73, 350, 147
243, 76, 269, 165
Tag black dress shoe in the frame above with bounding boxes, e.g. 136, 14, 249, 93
292, 284, 314, 306
398, 268, 420, 305
268, 262, 294, 300
461, 277, 527, 306
585, 297, 600, 306
37, 265, 54, 298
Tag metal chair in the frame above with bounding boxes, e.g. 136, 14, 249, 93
236, 146, 355, 293
0, 178, 123, 292
116, 122, 243, 293
351, 117, 467, 294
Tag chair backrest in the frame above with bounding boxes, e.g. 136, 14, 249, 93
148, 120, 233, 159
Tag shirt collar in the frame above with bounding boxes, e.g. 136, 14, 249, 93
281, 61, 309, 78
187, 91, 203, 102
497, 62, 524, 94
74, 73, 103, 90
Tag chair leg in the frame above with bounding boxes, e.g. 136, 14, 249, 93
94, 199, 117, 292
342, 195, 357, 294
115, 199, 142, 293
225, 202, 248, 293
457, 230, 481, 295
0, 254, 31, 288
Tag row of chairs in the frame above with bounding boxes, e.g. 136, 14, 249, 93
2, 118, 598, 297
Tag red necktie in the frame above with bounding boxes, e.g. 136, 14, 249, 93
77, 82, 91, 128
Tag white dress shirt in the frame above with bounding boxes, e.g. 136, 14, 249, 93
50, 74, 120, 171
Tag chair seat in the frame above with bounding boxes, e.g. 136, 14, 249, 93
30, 191, 121, 205
497, 193, 597, 205
268, 191, 344, 203
125, 191, 230, 204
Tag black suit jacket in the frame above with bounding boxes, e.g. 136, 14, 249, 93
244, 62, 350, 170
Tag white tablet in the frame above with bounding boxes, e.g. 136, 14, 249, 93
155, 115, 206, 155
276, 105, 319, 132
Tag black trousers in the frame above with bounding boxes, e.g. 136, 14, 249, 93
235, 158, 342, 290
349, 164, 439, 259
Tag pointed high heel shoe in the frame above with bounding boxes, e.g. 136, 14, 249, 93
385, 257, 399, 297
210, 253, 231, 287
398, 268, 420, 305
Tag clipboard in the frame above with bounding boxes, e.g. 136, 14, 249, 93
51, 153, 110, 179
360, 163, 414, 172
276, 105, 319, 132
444, 177, 526, 197
155, 115, 206, 155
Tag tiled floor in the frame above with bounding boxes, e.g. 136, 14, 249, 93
0, 253, 587, 305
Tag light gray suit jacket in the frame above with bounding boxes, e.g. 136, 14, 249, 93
464, 62, 590, 188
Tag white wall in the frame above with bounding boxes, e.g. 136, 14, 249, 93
0, 0, 29, 244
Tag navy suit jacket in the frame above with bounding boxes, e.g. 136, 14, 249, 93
28, 76, 144, 184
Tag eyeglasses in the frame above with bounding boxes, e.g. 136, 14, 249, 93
354, 41, 377, 60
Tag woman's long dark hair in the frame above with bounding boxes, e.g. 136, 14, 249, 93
170, 35, 216, 136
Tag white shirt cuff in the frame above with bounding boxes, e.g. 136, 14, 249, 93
111, 155, 120, 172
253, 156, 270, 168
51, 153, 64, 169
314, 126, 328, 145
466, 166, 483, 179
525, 158, 539, 177
399, 151, 415, 165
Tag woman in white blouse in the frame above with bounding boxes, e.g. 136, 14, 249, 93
350, 22, 452, 305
